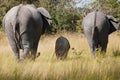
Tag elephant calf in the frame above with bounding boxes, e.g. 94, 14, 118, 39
55, 36, 70, 59
82, 10, 119, 57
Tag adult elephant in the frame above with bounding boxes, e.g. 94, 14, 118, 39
3, 4, 52, 62
82, 10, 119, 57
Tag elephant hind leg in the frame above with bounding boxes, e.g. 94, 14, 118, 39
20, 48, 29, 60
5, 27, 20, 61
85, 33, 96, 57
101, 43, 107, 53
31, 42, 39, 61
9, 38, 20, 61
31, 36, 40, 60
90, 41, 96, 58
99, 37, 108, 55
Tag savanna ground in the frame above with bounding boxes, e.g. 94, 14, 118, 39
0, 31, 120, 80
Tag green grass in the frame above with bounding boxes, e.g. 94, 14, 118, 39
0, 32, 120, 80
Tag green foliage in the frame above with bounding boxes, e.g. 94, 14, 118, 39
90, 0, 120, 18
0, 0, 120, 32
34, 0, 82, 32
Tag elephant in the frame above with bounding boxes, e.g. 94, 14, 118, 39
3, 4, 52, 62
55, 36, 70, 59
82, 10, 119, 57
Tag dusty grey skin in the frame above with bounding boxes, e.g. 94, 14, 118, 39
37, 7, 52, 25
3, 4, 52, 62
82, 11, 119, 57
37, 7, 53, 34
55, 36, 70, 60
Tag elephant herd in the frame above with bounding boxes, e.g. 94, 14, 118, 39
3, 4, 120, 62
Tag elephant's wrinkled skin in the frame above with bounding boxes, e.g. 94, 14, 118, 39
82, 11, 119, 57
3, 4, 52, 61
55, 36, 70, 59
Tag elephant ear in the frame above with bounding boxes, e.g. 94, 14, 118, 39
37, 7, 52, 34
107, 15, 120, 34
37, 7, 52, 26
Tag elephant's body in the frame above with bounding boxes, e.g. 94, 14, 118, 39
82, 11, 119, 57
3, 4, 51, 61
55, 36, 70, 59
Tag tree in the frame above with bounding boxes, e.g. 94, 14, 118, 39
90, 0, 120, 18
35, 0, 81, 32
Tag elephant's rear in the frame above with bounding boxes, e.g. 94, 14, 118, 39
3, 4, 24, 61
17, 5, 43, 49
55, 36, 70, 59
3, 4, 44, 61
3, 4, 23, 48
83, 11, 109, 41
82, 11, 109, 56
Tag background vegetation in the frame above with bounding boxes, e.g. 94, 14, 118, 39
0, 0, 120, 32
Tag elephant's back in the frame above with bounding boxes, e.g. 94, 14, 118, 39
82, 11, 107, 30
55, 36, 70, 52
95, 11, 107, 29
55, 36, 70, 59
3, 4, 22, 27
18, 5, 41, 21
24, 5, 42, 21
82, 11, 95, 29
18, 5, 43, 30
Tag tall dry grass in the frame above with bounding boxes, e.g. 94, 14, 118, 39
0, 31, 120, 80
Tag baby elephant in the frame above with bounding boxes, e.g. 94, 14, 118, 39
55, 36, 70, 59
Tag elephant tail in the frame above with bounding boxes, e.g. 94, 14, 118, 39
93, 27, 99, 43
13, 4, 23, 31
92, 11, 99, 47
14, 4, 23, 49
